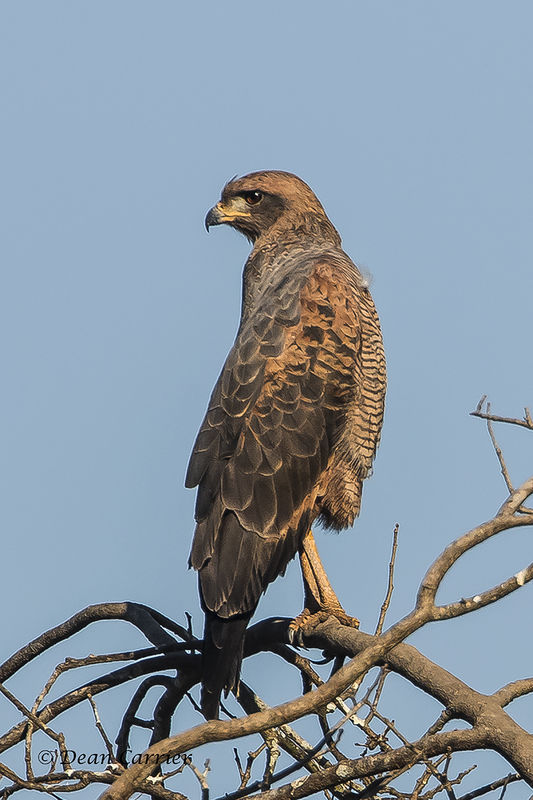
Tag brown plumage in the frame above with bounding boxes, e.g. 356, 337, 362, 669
186, 171, 386, 718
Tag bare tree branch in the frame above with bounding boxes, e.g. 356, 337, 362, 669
1, 405, 532, 800
471, 397, 533, 431
492, 678, 533, 708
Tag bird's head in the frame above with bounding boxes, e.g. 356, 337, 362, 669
205, 171, 340, 246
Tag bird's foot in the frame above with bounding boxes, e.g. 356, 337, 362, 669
288, 605, 360, 648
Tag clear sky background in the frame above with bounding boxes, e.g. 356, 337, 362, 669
1, 2, 532, 798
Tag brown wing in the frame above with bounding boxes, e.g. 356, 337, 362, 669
186, 256, 372, 619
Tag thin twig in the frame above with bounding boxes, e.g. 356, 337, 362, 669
185, 755, 210, 800
0, 682, 72, 771
87, 693, 116, 763
485, 405, 514, 493
233, 743, 267, 790
456, 773, 521, 800
212, 727, 338, 800
470, 397, 533, 430
375, 525, 399, 635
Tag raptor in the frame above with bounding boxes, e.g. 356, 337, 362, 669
186, 171, 386, 719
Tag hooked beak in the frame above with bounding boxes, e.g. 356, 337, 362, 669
204, 205, 223, 232
204, 200, 252, 232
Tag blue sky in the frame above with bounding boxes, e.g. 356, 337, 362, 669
1, 2, 532, 796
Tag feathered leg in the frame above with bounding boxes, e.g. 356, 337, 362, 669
289, 529, 359, 645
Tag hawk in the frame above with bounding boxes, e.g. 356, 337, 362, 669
186, 171, 386, 719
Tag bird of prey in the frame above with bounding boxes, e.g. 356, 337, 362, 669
186, 171, 386, 719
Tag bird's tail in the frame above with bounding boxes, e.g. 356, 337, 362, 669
201, 611, 252, 720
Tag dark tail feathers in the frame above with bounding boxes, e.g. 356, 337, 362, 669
201, 611, 251, 719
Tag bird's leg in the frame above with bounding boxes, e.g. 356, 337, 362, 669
289, 529, 359, 645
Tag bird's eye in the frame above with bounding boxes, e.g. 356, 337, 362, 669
243, 191, 263, 205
